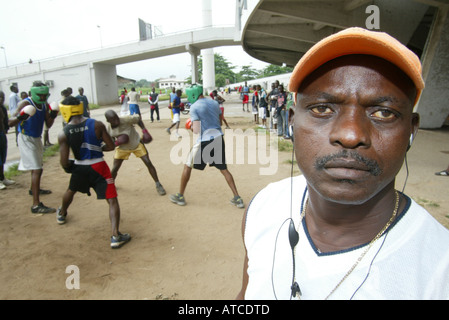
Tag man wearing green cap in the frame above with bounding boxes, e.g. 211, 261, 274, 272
9, 80, 59, 214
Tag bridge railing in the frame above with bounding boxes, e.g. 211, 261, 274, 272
0, 24, 235, 70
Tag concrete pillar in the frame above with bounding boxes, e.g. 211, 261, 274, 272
202, 0, 215, 94
186, 44, 200, 84
417, 5, 449, 129
91, 63, 118, 105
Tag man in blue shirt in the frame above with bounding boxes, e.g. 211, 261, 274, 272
8, 85, 20, 116
75, 87, 90, 118
242, 82, 250, 112
8, 81, 58, 213
169, 93, 244, 208
9, 85, 20, 145
166, 89, 182, 138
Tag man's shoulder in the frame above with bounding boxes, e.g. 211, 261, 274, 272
192, 98, 218, 109
120, 114, 140, 124
249, 176, 306, 212
395, 197, 449, 254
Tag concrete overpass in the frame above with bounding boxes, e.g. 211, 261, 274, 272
239, 0, 449, 128
0, 26, 240, 106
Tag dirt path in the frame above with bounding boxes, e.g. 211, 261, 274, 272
1, 93, 448, 299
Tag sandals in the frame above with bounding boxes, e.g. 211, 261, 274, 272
435, 170, 449, 176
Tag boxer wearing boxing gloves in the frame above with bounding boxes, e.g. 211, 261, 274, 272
114, 134, 129, 146
57, 96, 131, 249
104, 109, 165, 196
8, 81, 58, 214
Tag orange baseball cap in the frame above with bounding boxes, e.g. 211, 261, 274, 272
288, 27, 425, 105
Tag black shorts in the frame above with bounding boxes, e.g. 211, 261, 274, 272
69, 161, 117, 199
186, 135, 227, 171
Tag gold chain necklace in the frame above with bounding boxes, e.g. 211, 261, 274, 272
297, 190, 400, 300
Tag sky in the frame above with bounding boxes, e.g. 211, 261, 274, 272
0, 0, 270, 81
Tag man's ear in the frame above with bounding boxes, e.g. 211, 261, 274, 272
407, 112, 420, 151
288, 105, 295, 126
411, 112, 420, 137
288, 106, 296, 142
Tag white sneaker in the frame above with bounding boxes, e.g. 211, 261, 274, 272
2, 178, 15, 186
0, 181, 6, 190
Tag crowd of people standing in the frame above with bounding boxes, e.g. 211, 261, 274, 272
238, 80, 293, 139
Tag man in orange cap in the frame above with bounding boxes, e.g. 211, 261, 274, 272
237, 27, 449, 300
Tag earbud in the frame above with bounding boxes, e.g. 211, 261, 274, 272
407, 133, 414, 151
289, 125, 294, 141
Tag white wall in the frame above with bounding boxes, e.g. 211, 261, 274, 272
92, 63, 118, 105
0, 64, 95, 107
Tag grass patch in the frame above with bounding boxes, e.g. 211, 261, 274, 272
415, 197, 440, 208
43, 144, 60, 161
278, 138, 293, 152
252, 126, 268, 133
4, 144, 60, 180
5, 163, 20, 180
250, 126, 294, 152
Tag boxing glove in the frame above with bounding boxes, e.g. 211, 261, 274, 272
185, 118, 192, 130
17, 104, 36, 121
141, 129, 152, 144
49, 101, 59, 119
63, 160, 76, 174
114, 134, 129, 146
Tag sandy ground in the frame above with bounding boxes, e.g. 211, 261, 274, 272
0, 92, 448, 300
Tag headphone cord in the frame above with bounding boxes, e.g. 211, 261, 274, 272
351, 154, 408, 299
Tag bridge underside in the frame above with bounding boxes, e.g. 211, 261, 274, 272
241, 0, 449, 128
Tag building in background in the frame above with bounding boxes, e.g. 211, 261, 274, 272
157, 77, 188, 90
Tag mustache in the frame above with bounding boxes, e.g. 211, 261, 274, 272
314, 150, 382, 176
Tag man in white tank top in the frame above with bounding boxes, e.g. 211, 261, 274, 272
237, 28, 449, 300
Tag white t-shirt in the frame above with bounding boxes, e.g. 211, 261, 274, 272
127, 91, 140, 104
244, 175, 449, 300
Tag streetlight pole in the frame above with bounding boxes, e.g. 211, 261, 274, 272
0, 46, 8, 67
97, 25, 103, 48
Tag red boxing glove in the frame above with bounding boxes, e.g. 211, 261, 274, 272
185, 118, 192, 130
142, 129, 152, 144
115, 134, 129, 146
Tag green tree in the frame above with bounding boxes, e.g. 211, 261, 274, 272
238, 65, 260, 82
135, 79, 151, 87
189, 54, 292, 87
197, 53, 238, 87
261, 64, 293, 77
